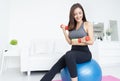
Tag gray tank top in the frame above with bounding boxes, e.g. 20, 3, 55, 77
69, 23, 87, 39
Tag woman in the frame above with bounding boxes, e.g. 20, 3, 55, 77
40, 3, 94, 81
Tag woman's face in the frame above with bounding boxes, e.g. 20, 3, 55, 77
73, 7, 83, 23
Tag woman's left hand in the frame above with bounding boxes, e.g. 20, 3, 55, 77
80, 36, 86, 43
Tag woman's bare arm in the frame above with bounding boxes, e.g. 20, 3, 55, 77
71, 22, 94, 46
60, 24, 72, 45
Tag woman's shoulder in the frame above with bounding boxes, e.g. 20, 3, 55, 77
84, 21, 93, 30
84, 21, 93, 26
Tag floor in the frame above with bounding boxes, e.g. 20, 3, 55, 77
0, 68, 61, 81
0, 65, 120, 81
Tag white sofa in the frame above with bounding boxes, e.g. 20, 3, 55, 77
20, 38, 98, 76
20, 38, 71, 75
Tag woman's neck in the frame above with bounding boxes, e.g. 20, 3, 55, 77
76, 21, 83, 30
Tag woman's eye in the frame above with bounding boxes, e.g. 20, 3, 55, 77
74, 13, 77, 16
79, 12, 81, 14
74, 12, 82, 16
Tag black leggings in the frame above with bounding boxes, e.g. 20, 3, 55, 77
40, 45, 92, 81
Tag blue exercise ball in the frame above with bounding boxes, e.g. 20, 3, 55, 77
61, 59, 102, 81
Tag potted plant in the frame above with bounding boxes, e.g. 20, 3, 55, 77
106, 28, 112, 41
10, 39, 18, 45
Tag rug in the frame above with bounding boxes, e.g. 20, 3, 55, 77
53, 75, 120, 81
102, 75, 120, 81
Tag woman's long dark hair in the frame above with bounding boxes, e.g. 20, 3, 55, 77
68, 3, 87, 31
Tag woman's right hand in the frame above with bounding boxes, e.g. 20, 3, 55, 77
60, 24, 66, 30
60, 24, 72, 45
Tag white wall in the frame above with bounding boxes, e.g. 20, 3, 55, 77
8, 0, 73, 47
1, 0, 120, 68
8, 0, 120, 47
0, 0, 119, 48
0, 0, 9, 49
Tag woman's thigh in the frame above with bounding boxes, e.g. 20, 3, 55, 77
66, 50, 92, 64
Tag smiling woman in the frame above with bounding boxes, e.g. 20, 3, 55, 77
40, 3, 94, 81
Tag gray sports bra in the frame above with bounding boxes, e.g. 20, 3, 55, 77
69, 23, 87, 39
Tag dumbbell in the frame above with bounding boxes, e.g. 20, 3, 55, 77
65, 26, 68, 30
78, 36, 90, 43
60, 24, 68, 30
